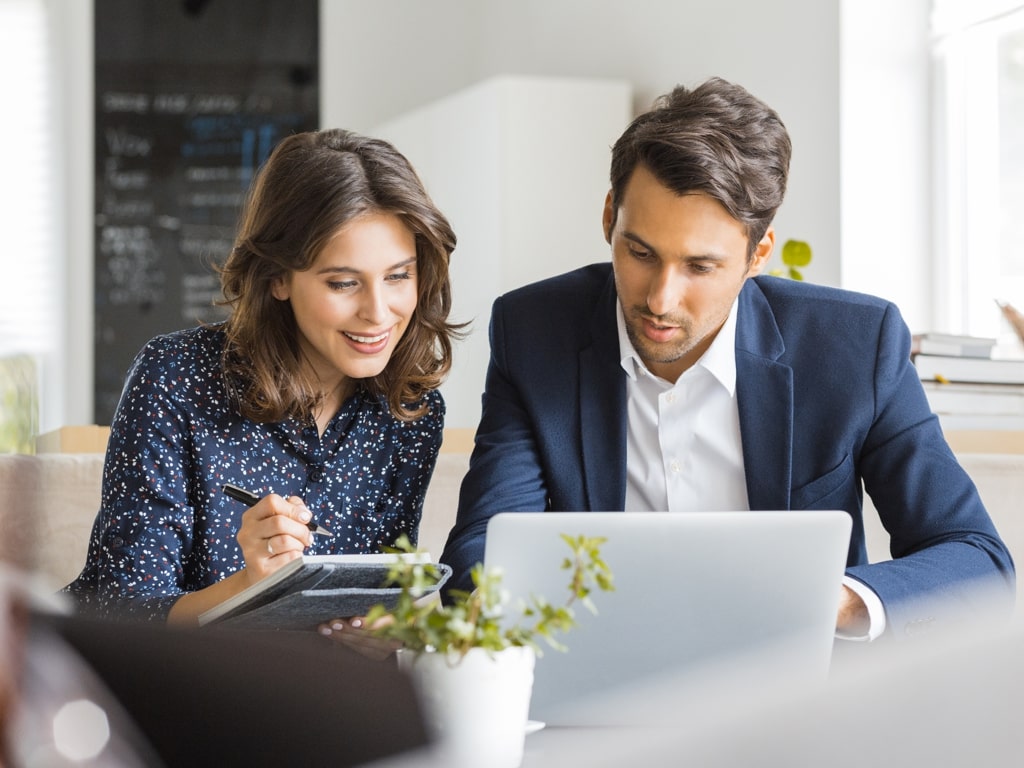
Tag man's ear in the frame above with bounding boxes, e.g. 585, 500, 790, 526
747, 226, 776, 277
602, 191, 614, 244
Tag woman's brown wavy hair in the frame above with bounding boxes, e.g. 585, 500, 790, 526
217, 129, 462, 423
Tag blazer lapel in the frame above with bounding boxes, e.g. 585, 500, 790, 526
735, 280, 794, 510
579, 271, 627, 511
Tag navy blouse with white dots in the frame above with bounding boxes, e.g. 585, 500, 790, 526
64, 324, 445, 622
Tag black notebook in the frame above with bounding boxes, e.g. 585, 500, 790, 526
197, 553, 451, 631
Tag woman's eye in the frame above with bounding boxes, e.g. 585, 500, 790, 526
386, 271, 412, 282
327, 280, 357, 291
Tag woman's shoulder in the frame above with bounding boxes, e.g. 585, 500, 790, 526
123, 324, 229, 397
133, 324, 227, 368
112, 325, 233, 432
390, 389, 445, 460
407, 387, 445, 423
360, 387, 445, 435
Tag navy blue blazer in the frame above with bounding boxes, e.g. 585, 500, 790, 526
442, 263, 1015, 636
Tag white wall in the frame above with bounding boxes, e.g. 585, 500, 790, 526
55, 0, 936, 428
839, 0, 932, 331
372, 76, 633, 429
322, 0, 842, 287
51, 0, 94, 432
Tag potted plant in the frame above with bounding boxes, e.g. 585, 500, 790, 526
768, 238, 813, 281
364, 533, 614, 768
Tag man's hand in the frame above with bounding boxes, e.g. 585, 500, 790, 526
836, 584, 869, 634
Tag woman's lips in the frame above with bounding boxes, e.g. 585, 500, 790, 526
343, 329, 391, 353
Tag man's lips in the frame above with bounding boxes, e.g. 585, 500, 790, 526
640, 316, 679, 343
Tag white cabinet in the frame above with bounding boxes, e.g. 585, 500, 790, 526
374, 75, 632, 430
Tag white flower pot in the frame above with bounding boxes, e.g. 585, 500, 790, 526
398, 645, 536, 768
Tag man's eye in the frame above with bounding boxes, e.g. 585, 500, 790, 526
627, 247, 652, 261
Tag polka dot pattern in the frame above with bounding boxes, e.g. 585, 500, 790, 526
63, 324, 444, 622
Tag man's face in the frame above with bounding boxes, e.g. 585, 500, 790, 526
604, 165, 773, 383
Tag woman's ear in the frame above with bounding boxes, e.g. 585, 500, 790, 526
270, 275, 290, 301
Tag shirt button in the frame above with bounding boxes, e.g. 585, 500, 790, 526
670, 460, 680, 474
110, 536, 125, 549
666, 392, 676, 404
309, 468, 325, 482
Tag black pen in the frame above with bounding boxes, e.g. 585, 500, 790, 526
222, 483, 335, 537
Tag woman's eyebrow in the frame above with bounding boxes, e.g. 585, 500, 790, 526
316, 257, 416, 276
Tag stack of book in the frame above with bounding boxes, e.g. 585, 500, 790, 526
912, 332, 1024, 431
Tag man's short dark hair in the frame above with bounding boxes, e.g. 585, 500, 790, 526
609, 77, 792, 255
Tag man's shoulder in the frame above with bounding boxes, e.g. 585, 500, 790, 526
489, 263, 615, 355
748, 275, 892, 315
743, 276, 905, 356
499, 262, 613, 306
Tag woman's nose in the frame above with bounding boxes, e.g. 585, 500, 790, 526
358, 285, 388, 324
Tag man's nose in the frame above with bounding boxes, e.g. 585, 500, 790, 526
646, 268, 681, 317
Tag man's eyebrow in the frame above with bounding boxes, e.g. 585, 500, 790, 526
622, 231, 658, 254
682, 252, 728, 263
317, 257, 417, 274
622, 231, 727, 262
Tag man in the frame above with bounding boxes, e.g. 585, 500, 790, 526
441, 77, 1014, 639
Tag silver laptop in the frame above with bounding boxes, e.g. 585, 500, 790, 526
484, 510, 852, 726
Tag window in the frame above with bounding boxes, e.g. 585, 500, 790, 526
0, 0, 53, 451
932, 1, 1024, 340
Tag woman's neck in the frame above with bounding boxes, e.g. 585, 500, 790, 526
313, 378, 355, 436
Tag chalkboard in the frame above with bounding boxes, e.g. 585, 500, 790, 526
93, 0, 319, 424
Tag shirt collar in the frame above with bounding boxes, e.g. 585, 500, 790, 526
616, 298, 739, 395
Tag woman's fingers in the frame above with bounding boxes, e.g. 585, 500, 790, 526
317, 616, 401, 661
236, 494, 314, 578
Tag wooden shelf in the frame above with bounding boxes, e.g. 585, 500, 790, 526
943, 430, 1024, 454
36, 425, 111, 454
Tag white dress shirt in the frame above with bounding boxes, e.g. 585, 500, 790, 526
618, 300, 748, 513
615, 300, 885, 640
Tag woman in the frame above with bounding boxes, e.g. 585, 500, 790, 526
65, 129, 461, 624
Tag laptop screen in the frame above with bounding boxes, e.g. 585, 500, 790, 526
484, 510, 852, 726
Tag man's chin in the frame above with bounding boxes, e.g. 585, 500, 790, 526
636, 342, 689, 367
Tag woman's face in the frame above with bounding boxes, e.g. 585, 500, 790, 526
272, 212, 418, 393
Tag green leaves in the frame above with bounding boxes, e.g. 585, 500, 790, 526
365, 532, 615, 664
768, 238, 813, 281
0, 355, 38, 454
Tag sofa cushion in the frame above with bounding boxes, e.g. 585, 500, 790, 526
0, 453, 103, 588
0, 449, 467, 591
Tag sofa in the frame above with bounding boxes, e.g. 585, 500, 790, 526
0, 428, 468, 591
0, 428, 1020, 618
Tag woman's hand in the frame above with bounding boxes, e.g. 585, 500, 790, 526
236, 494, 314, 584
317, 615, 402, 661
167, 494, 313, 627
